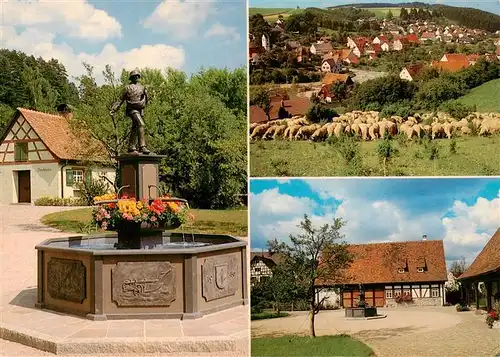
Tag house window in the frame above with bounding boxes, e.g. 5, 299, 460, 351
398, 268, 406, 273
255, 267, 261, 273
73, 169, 84, 183
386, 290, 393, 298
14, 142, 28, 162
417, 267, 424, 273
394, 286, 402, 297
431, 287, 440, 298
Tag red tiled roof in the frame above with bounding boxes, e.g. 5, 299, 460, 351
432, 59, 469, 72
460, 228, 500, 280
404, 63, 425, 78
443, 53, 468, 62
249, 96, 311, 124
372, 44, 382, 53
8, 108, 108, 162
321, 240, 448, 285
322, 73, 352, 85
406, 34, 420, 43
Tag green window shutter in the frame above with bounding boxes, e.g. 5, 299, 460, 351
66, 169, 74, 186
85, 169, 92, 185
15, 143, 28, 162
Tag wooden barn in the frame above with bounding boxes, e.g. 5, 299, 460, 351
459, 228, 500, 311
318, 238, 448, 308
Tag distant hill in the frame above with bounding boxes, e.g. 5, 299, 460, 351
329, 3, 500, 32
456, 79, 500, 113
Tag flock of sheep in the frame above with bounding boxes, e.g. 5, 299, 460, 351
249, 111, 500, 142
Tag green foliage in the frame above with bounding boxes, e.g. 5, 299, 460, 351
250, 86, 272, 120
379, 101, 413, 119
74, 178, 113, 206
440, 101, 476, 119
449, 139, 458, 155
267, 215, 353, 336
425, 140, 440, 160
0, 49, 79, 110
348, 76, 417, 111
306, 104, 338, 123
0, 103, 15, 136
34, 196, 85, 206
329, 82, 348, 103
433, 4, 500, 32
377, 138, 398, 176
251, 311, 290, 320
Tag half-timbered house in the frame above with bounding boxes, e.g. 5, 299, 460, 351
250, 251, 280, 284
459, 228, 500, 312
317, 238, 448, 308
0, 106, 115, 204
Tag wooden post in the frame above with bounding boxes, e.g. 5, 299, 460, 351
475, 281, 479, 310
486, 281, 492, 311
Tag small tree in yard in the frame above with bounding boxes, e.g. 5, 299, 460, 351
450, 257, 468, 278
377, 138, 398, 176
250, 86, 272, 121
268, 215, 353, 337
263, 264, 300, 314
329, 82, 348, 103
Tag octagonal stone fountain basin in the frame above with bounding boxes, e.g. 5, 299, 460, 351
35, 232, 248, 321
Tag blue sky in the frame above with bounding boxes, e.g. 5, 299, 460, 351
250, 178, 500, 267
2, 0, 246, 84
249, 0, 499, 15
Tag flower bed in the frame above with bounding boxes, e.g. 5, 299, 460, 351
486, 310, 498, 328
92, 193, 193, 231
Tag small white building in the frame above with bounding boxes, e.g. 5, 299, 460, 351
321, 58, 343, 73
0, 107, 115, 204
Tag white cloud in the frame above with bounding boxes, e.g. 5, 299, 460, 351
143, 0, 215, 39
441, 193, 499, 247
251, 188, 317, 218
204, 23, 240, 43
3, 0, 122, 42
2, 26, 186, 84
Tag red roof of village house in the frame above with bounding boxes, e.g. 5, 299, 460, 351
432, 59, 469, 72
249, 97, 311, 124
422, 32, 436, 39
460, 228, 500, 280
371, 44, 382, 53
443, 53, 468, 62
322, 73, 353, 86
377, 35, 389, 43
406, 34, 420, 43
1, 108, 108, 162
404, 63, 425, 78
496, 46, 500, 56
319, 240, 448, 285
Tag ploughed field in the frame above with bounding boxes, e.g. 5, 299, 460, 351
249, 111, 500, 177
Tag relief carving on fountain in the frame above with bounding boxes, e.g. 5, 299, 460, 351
112, 262, 176, 307
202, 256, 238, 301
47, 258, 86, 303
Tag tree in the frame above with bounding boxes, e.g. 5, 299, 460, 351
268, 215, 353, 337
250, 86, 272, 121
377, 138, 398, 176
400, 7, 409, 20
263, 263, 301, 314
386, 10, 394, 20
450, 257, 468, 278
329, 81, 348, 103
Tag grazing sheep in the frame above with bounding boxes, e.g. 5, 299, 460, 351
443, 122, 454, 139
250, 124, 270, 140
334, 123, 345, 137
326, 123, 337, 137
295, 124, 320, 140
431, 123, 444, 140
460, 126, 471, 135
311, 125, 329, 141
272, 125, 288, 140
368, 123, 379, 140
358, 123, 370, 141
287, 125, 302, 140
262, 125, 281, 140
412, 124, 423, 139
250, 122, 260, 132
350, 123, 361, 138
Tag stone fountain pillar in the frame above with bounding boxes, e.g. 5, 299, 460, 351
116, 153, 166, 200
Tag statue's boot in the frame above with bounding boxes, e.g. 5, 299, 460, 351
137, 126, 150, 154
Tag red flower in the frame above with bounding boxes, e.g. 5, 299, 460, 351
150, 199, 166, 214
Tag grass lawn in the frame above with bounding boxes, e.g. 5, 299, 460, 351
251, 312, 290, 320
456, 79, 500, 113
251, 335, 373, 357
41, 208, 248, 236
250, 135, 500, 177
248, 7, 303, 22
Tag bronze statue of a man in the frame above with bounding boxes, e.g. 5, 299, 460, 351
110, 70, 150, 155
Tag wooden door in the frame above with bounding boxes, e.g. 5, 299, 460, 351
374, 289, 385, 307
18, 171, 31, 203
342, 291, 353, 307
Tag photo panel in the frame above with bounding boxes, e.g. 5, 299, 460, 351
0, 0, 249, 355
249, 177, 500, 356
248, 2, 500, 177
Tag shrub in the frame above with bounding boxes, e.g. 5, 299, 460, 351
449, 139, 457, 154
34, 196, 85, 206
74, 178, 113, 206
379, 101, 413, 119
440, 101, 476, 119
486, 310, 498, 328
306, 103, 338, 123
377, 138, 398, 176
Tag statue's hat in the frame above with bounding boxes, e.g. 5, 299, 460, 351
129, 70, 141, 79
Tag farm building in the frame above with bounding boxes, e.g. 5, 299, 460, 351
459, 228, 500, 312
250, 251, 280, 284
317, 238, 448, 308
400, 63, 425, 81
0, 106, 115, 204
249, 96, 311, 124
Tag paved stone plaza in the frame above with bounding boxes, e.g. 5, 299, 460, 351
0, 205, 249, 356
252, 307, 500, 356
